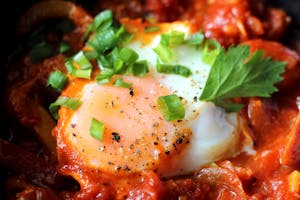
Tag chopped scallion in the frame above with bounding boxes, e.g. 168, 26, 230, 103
47, 70, 68, 91
113, 58, 125, 73
156, 62, 192, 77
73, 51, 92, 69
161, 31, 185, 46
93, 10, 113, 32
49, 96, 82, 120
65, 59, 75, 74
87, 28, 119, 53
84, 51, 99, 60
153, 43, 172, 63
118, 47, 139, 65
144, 26, 160, 33
116, 25, 132, 45
59, 41, 72, 54
202, 39, 221, 65
82, 23, 93, 41
132, 60, 149, 76
90, 118, 105, 142
97, 55, 113, 69
114, 78, 132, 88
29, 41, 54, 63
186, 31, 204, 46
72, 68, 92, 79
95, 68, 114, 84
65, 59, 92, 79
157, 94, 185, 121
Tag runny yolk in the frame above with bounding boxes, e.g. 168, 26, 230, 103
55, 74, 191, 176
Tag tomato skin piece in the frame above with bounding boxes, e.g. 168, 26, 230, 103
127, 171, 167, 200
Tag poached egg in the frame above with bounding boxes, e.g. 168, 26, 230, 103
54, 19, 253, 179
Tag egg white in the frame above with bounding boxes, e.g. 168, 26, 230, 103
125, 23, 252, 176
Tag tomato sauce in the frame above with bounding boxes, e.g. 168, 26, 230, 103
4, 0, 300, 199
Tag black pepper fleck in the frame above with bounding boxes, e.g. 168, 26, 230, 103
176, 138, 183, 144
129, 87, 134, 96
153, 122, 159, 127
111, 101, 114, 107
153, 142, 158, 145
136, 149, 141, 156
112, 132, 121, 142
193, 96, 198, 102
108, 161, 114, 165
123, 165, 130, 171
165, 150, 170, 155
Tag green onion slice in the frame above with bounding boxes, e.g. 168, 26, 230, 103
82, 23, 93, 41
114, 78, 132, 88
73, 51, 93, 69
113, 58, 125, 73
157, 94, 185, 121
49, 96, 82, 120
132, 60, 149, 76
153, 43, 172, 63
144, 26, 160, 33
186, 31, 204, 46
65, 60, 92, 79
47, 70, 68, 91
90, 118, 105, 142
161, 31, 185, 46
118, 47, 139, 65
93, 10, 113, 32
156, 62, 192, 77
97, 55, 112, 69
116, 25, 133, 45
95, 68, 114, 84
202, 39, 221, 65
29, 41, 54, 63
72, 68, 92, 79
87, 28, 119, 53
84, 51, 99, 60
65, 60, 75, 74
59, 41, 72, 54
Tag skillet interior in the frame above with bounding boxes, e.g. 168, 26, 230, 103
0, 0, 299, 199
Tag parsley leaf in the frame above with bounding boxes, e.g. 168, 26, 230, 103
199, 45, 286, 112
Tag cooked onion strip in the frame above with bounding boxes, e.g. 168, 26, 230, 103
17, 0, 92, 34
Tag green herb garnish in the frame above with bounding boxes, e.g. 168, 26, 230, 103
199, 45, 286, 112
47, 70, 68, 91
156, 62, 192, 77
90, 118, 105, 142
158, 94, 185, 121
113, 78, 132, 88
49, 96, 82, 120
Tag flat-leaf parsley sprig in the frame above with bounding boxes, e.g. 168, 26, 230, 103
199, 44, 286, 112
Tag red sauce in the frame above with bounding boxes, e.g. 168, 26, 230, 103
5, 0, 300, 199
